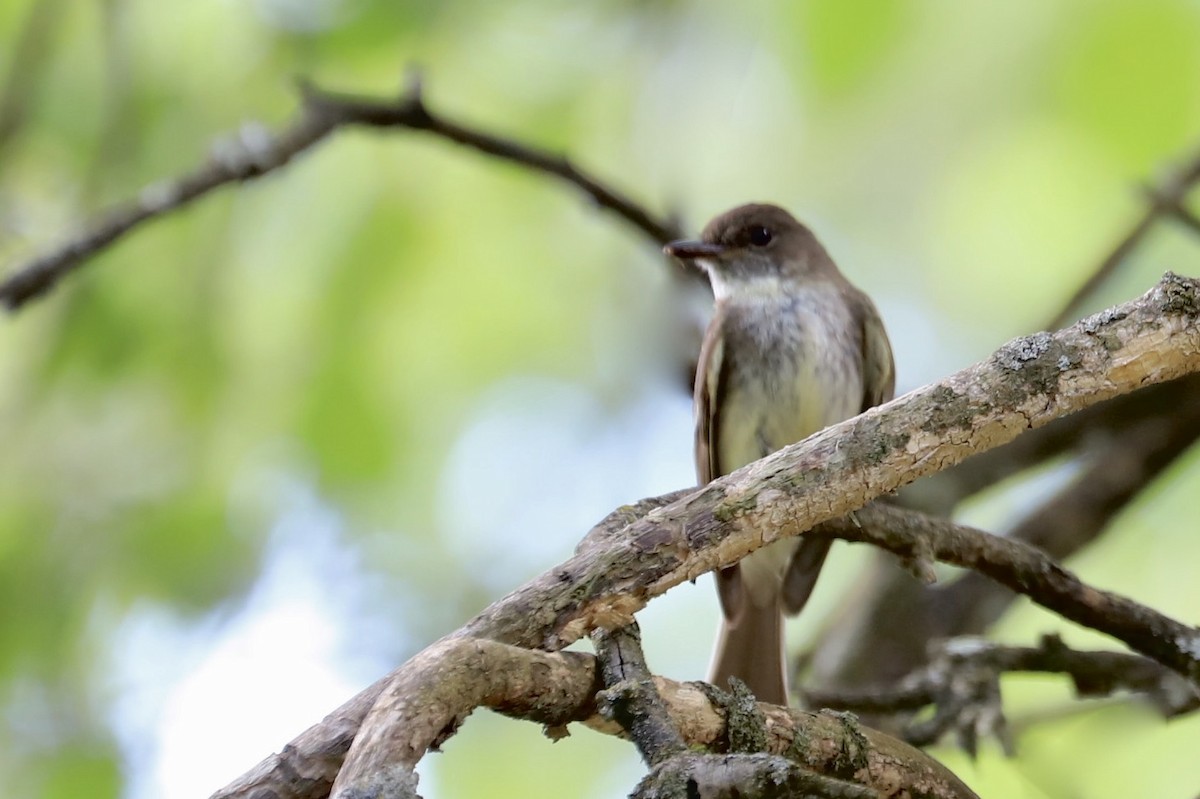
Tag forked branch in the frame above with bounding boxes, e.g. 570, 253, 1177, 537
209, 275, 1200, 799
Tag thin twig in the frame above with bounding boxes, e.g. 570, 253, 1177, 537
1044, 141, 1200, 329
0, 72, 682, 310
805, 634, 1199, 751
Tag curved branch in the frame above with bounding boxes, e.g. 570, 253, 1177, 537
811, 504, 1200, 681
214, 637, 977, 799
0, 73, 682, 310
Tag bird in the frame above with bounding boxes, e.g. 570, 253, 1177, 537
664, 203, 895, 705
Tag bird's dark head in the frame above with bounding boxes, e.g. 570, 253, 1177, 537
664, 203, 833, 297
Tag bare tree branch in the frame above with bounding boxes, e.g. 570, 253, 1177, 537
810, 502, 1200, 682
806, 634, 1200, 750
0, 72, 683, 310
932, 388, 1200, 629
899, 372, 1200, 516
212, 276, 1200, 799
633, 752, 881, 799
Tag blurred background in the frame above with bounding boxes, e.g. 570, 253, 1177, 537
1, 0, 1199, 797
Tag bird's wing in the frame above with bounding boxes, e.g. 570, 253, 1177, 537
858, 292, 896, 409
781, 288, 895, 616
694, 304, 728, 486
694, 305, 748, 623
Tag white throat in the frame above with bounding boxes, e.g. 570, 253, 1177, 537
704, 266, 790, 302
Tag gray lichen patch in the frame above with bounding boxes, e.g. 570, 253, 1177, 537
990, 334, 1084, 406
1177, 629, 1200, 661
994, 332, 1054, 370
1079, 305, 1132, 352
784, 718, 813, 763
1155, 271, 1200, 316
822, 710, 870, 780
1081, 306, 1128, 333
723, 679, 771, 754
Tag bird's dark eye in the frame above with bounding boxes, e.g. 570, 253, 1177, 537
747, 225, 773, 246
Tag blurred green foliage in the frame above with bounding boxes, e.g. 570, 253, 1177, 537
1, 0, 1199, 797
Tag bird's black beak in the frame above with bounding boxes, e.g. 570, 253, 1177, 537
663, 240, 725, 259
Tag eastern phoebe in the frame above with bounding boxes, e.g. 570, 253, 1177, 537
665, 203, 895, 705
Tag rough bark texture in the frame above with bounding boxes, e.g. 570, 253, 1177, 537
593, 624, 688, 767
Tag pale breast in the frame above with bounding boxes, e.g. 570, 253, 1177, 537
715, 285, 864, 474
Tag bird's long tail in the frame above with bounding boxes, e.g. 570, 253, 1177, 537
709, 578, 788, 706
